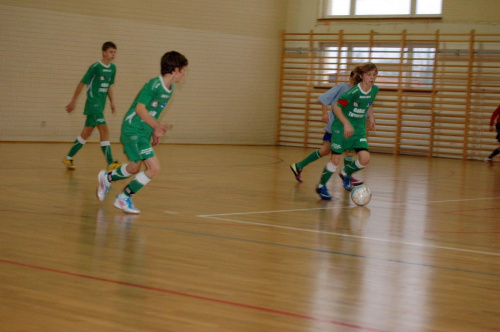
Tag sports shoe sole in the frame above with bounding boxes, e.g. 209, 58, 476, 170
339, 172, 363, 186
315, 187, 332, 200
290, 164, 303, 182
96, 171, 110, 201
107, 161, 123, 171
62, 159, 75, 170
114, 199, 141, 214
342, 177, 352, 192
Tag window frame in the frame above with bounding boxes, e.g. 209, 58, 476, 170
320, 0, 442, 19
318, 41, 436, 91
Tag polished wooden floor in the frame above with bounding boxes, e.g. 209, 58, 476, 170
0, 143, 499, 332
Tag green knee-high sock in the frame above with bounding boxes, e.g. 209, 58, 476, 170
297, 150, 322, 169
319, 164, 336, 186
343, 155, 355, 170
100, 141, 114, 165
67, 136, 86, 158
123, 171, 151, 197
344, 160, 364, 176
109, 164, 132, 182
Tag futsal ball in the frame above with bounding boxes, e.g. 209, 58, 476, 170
351, 185, 372, 206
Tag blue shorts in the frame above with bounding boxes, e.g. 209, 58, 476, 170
322, 132, 332, 142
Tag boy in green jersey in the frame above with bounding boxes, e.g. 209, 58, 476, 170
63, 41, 121, 171
316, 63, 378, 200
290, 71, 363, 186
96, 51, 188, 214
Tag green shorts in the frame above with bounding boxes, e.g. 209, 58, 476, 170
331, 129, 369, 154
84, 113, 107, 127
121, 135, 155, 162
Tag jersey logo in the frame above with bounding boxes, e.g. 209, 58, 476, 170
125, 113, 136, 124
353, 102, 359, 107
140, 148, 153, 155
338, 99, 349, 107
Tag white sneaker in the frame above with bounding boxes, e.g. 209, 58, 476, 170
96, 170, 111, 201
114, 193, 141, 214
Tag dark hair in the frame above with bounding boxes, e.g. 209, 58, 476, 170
161, 51, 188, 75
102, 41, 117, 51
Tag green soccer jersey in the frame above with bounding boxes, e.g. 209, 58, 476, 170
333, 83, 379, 133
121, 76, 174, 141
81, 61, 116, 115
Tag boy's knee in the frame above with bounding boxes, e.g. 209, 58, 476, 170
126, 164, 141, 175
146, 168, 160, 178
356, 150, 370, 165
319, 147, 330, 156
358, 155, 370, 166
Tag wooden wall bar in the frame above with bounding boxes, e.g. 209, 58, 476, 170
277, 29, 500, 160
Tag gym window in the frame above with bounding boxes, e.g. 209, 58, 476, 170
320, 43, 436, 90
322, 0, 442, 18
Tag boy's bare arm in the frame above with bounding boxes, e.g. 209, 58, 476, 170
65, 82, 86, 113
107, 85, 116, 114
321, 104, 329, 124
135, 103, 168, 138
367, 106, 376, 131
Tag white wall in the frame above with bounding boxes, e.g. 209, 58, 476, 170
285, 0, 500, 34
0, 0, 288, 144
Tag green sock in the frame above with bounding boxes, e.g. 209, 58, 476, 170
110, 164, 131, 182
100, 142, 114, 165
297, 150, 322, 169
344, 155, 355, 170
344, 160, 363, 176
67, 137, 85, 158
319, 166, 334, 186
123, 171, 151, 197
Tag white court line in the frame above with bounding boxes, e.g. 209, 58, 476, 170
198, 205, 349, 217
199, 214, 500, 257
197, 196, 500, 257
199, 196, 500, 218
396, 196, 500, 205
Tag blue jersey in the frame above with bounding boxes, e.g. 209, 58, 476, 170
318, 83, 350, 133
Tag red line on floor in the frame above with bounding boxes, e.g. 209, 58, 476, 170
0, 258, 385, 332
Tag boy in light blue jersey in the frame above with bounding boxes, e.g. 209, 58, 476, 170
96, 51, 188, 214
